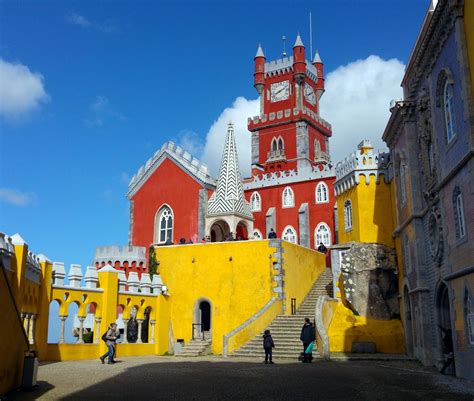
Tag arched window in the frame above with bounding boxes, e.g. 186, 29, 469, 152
250, 191, 261, 212
315, 139, 321, 159
252, 229, 263, 240
403, 235, 411, 273
282, 226, 297, 244
453, 186, 466, 240
443, 80, 456, 143
315, 223, 331, 247
282, 186, 294, 208
271, 138, 278, 152
399, 161, 407, 205
278, 137, 284, 151
316, 182, 329, 203
344, 200, 352, 231
155, 206, 173, 244
465, 287, 474, 345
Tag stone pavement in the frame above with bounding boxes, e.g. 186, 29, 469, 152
7, 356, 474, 401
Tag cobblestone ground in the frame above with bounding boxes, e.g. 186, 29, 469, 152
7, 356, 474, 401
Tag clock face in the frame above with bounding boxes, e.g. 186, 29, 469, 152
270, 80, 290, 103
304, 83, 316, 106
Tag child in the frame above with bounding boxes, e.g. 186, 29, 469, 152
263, 329, 275, 364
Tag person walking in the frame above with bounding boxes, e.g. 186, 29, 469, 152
300, 318, 315, 363
263, 329, 275, 364
317, 242, 328, 254
100, 323, 119, 365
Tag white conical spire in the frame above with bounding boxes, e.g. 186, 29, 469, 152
207, 122, 252, 219
294, 33, 304, 47
255, 44, 265, 58
313, 49, 322, 63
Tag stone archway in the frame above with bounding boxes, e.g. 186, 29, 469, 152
210, 220, 231, 242
236, 221, 249, 240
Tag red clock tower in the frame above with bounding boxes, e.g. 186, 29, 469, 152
244, 35, 335, 258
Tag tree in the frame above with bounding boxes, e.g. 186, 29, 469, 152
148, 246, 158, 279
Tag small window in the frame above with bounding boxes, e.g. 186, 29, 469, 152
403, 235, 411, 273
315, 223, 331, 247
465, 287, 474, 345
282, 186, 295, 208
282, 226, 297, 244
453, 187, 466, 240
250, 191, 261, 212
155, 205, 173, 244
315, 140, 321, 158
316, 182, 329, 203
252, 229, 263, 240
400, 161, 407, 205
272, 138, 278, 152
278, 137, 284, 151
344, 200, 352, 231
444, 80, 456, 143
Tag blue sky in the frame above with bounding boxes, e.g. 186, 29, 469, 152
1, 0, 429, 271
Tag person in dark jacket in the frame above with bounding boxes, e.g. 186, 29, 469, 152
267, 229, 277, 239
300, 318, 315, 363
263, 329, 275, 364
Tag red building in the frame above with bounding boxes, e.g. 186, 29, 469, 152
104, 34, 336, 267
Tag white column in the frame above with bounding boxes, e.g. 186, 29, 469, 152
77, 317, 85, 344
59, 315, 67, 344
150, 320, 156, 344
122, 319, 129, 344
137, 319, 143, 344
94, 317, 102, 344
25, 313, 31, 340
29, 314, 37, 345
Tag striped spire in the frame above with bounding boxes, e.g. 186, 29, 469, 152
207, 122, 252, 218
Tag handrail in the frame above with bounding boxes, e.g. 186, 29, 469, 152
222, 297, 278, 357
192, 323, 205, 340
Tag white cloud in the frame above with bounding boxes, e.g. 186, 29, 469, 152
66, 13, 117, 33
0, 188, 37, 207
174, 129, 204, 158
201, 97, 259, 177
84, 95, 126, 127
0, 59, 49, 121
320, 55, 405, 163
66, 13, 91, 28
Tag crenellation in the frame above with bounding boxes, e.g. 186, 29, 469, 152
84, 266, 99, 289
68, 264, 83, 288
52, 262, 66, 286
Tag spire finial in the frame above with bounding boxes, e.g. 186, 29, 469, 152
313, 49, 322, 63
255, 44, 265, 58
294, 33, 304, 47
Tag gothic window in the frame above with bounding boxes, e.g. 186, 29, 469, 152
315, 139, 321, 158
453, 187, 466, 240
316, 182, 329, 203
252, 229, 263, 240
315, 223, 331, 247
465, 287, 474, 345
443, 80, 456, 143
278, 137, 284, 151
271, 138, 278, 152
399, 161, 407, 205
282, 186, 295, 208
155, 205, 173, 244
344, 200, 353, 231
282, 226, 297, 244
250, 191, 261, 212
403, 235, 411, 273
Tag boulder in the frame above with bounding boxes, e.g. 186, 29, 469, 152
339, 243, 399, 320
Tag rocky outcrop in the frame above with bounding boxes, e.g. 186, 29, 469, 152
339, 243, 399, 320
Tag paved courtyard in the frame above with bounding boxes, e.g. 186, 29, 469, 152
8, 356, 474, 401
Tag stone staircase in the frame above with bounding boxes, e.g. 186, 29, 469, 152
232, 268, 333, 360
175, 338, 212, 357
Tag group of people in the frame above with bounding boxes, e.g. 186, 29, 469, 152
262, 318, 316, 364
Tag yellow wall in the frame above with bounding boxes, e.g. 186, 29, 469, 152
337, 174, 394, 247
156, 240, 326, 355
327, 302, 405, 354
465, 0, 474, 99
282, 242, 326, 314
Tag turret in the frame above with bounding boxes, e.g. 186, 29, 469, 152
254, 44, 266, 95
313, 49, 325, 98
292, 34, 306, 84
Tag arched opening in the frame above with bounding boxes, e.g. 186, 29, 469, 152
403, 286, 414, 356
127, 306, 139, 343
236, 222, 248, 240
66, 302, 80, 344
210, 220, 231, 242
47, 300, 61, 344
437, 282, 455, 375
199, 301, 211, 332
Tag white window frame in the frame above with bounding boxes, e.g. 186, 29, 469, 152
344, 200, 353, 231
315, 223, 331, 247
282, 225, 297, 244
444, 80, 456, 143
282, 186, 295, 208
250, 191, 261, 212
455, 192, 466, 239
466, 289, 474, 345
252, 229, 263, 240
316, 182, 329, 204
155, 205, 174, 244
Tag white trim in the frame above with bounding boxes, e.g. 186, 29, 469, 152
315, 222, 331, 247
250, 191, 262, 212
252, 229, 263, 240
154, 204, 174, 244
282, 186, 295, 208
282, 225, 297, 244
315, 182, 329, 204
443, 80, 456, 143
455, 192, 466, 239
344, 200, 353, 232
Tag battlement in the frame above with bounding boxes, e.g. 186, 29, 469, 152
247, 106, 331, 134
127, 141, 217, 198
264, 56, 318, 83
94, 245, 146, 266
243, 163, 334, 190
334, 140, 390, 195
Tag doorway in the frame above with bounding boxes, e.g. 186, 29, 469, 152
199, 301, 211, 332
437, 282, 455, 374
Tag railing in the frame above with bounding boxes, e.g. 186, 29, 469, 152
266, 149, 286, 162
291, 298, 297, 315
192, 323, 205, 340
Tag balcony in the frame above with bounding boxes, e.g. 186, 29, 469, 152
315, 151, 331, 164
266, 149, 286, 162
